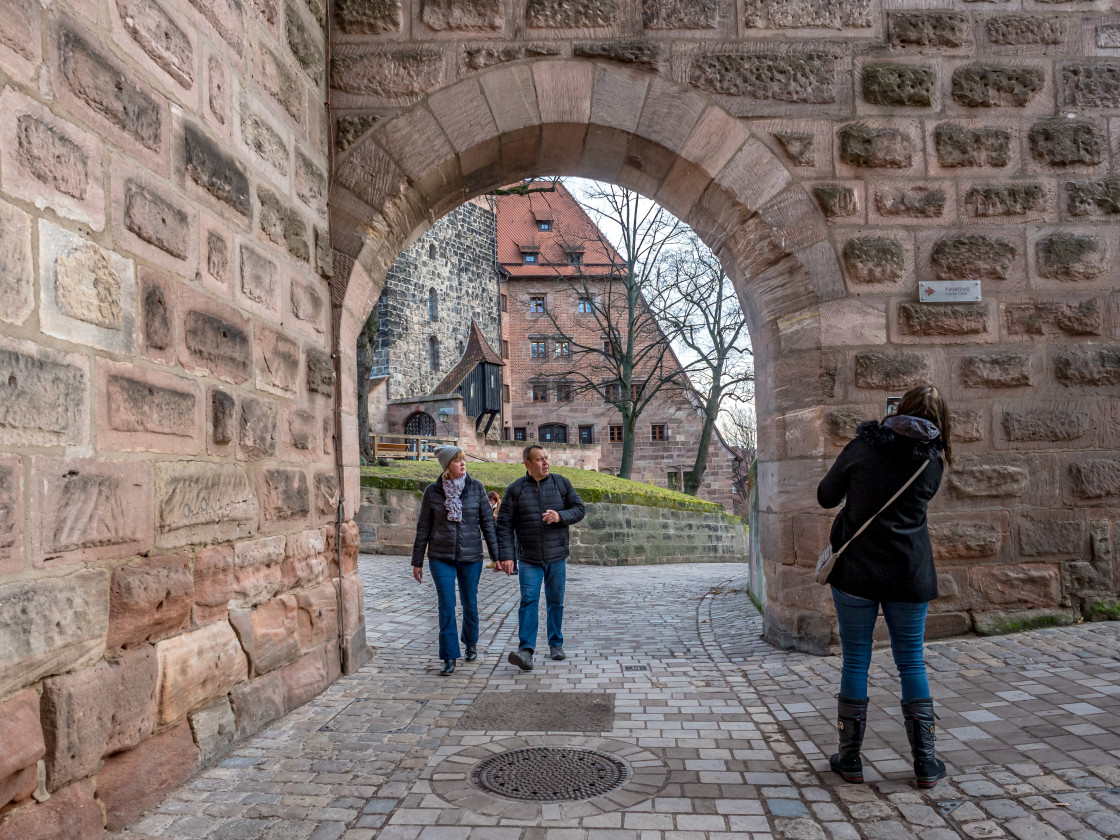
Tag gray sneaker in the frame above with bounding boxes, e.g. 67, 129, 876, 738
508, 649, 533, 671
550, 646, 565, 661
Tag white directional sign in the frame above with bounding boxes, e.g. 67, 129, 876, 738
918, 280, 982, 303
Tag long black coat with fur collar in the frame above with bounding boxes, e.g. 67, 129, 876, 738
818, 419, 945, 603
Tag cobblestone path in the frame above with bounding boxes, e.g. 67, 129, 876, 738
111, 556, 1120, 840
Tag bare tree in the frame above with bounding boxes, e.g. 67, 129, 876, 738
355, 312, 378, 463
721, 404, 758, 500
531, 183, 691, 479
652, 235, 755, 494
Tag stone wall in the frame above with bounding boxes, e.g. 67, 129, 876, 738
0, 0, 369, 831
372, 199, 502, 401
357, 484, 746, 565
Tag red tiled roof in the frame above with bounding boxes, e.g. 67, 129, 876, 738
495, 180, 624, 279
431, 318, 504, 396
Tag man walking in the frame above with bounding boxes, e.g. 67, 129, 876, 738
497, 444, 586, 670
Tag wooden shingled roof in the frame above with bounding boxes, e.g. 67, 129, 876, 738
430, 318, 504, 396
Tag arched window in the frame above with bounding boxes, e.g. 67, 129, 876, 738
539, 424, 567, 444
404, 411, 436, 436
428, 243, 437, 260
429, 336, 440, 371
428, 288, 438, 321
457, 340, 464, 356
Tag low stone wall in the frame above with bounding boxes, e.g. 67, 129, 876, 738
357, 485, 747, 565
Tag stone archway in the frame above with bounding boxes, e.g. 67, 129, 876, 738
328, 58, 841, 651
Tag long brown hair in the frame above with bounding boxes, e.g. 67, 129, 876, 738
895, 384, 953, 466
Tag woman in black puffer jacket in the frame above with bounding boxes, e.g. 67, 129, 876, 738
817, 385, 953, 790
411, 445, 500, 676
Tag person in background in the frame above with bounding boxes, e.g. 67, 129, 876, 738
817, 385, 953, 789
486, 491, 500, 569
411, 445, 501, 676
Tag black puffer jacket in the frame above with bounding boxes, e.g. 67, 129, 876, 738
497, 472, 585, 566
411, 475, 499, 567
818, 415, 945, 603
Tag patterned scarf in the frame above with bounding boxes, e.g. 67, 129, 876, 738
442, 474, 466, 523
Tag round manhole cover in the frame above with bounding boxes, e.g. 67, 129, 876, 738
470, 747, 630, 802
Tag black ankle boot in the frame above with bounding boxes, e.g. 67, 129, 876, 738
901, 698, 946, 789
829, 696, 868, 784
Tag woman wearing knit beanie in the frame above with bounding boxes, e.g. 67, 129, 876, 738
410, 445, 503, 675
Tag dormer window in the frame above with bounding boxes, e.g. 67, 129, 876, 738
523, 253, 537, 264
519, 244, 540, 265
537, 219, 552, 231
567, 251, 583, 266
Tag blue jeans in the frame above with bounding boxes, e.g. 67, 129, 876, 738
832, 587, 931, 703
517, 560, 565, 652
429, 559, 482, 661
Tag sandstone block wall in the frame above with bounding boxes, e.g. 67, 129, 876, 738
0, 0, 369, 831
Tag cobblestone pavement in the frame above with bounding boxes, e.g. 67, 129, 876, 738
110, 557, 1120, 840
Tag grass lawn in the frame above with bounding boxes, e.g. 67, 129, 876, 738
359, 459, 732, 517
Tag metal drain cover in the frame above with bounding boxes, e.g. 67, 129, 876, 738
471, 747, 629, 802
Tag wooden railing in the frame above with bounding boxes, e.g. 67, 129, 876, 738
371, 433, 458, 460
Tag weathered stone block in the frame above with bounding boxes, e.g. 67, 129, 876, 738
774, 132, 813, 166
573, 40, 659, 71
971, 564, 1061, 609
232, 535, 286, 608
206, 230, 230, 289
32, 456, 153, 566
179, 285, 252, 383
207, 54, 229, 125
99, 362, 202, 454
0, 456, 22, 576
842, 238, 902, 284
314, 472, 340, 518
255, 327, 300, 398
931, 234, 1015, 282
1019, 517, 1083, 556
744, 0, 870, 29
1053, 347, 1120, 386
155, 460, 258, 546
690, 53, 837, 104
1028, 120, 1104, 167
862, 64, 935, 107
0, 202, 34, 325
1006, 300, 1101, 336
0, 569, 108, 697
240, 245, 280, 315
987, 16, 1064, 46
283, 529, 327, 591
229, 670, 285, 737
97, 721, 199, 830
0, 689, 44, 809
241, 107, 289, 177
13, 113, 89, 200
286, 2, 322, 78
1067, 177, 1120, 216
464, 43, 559, 71
330, 45, 444, 100
825, 408, 866, 445
964, 184, 1044, 217
854, 352, 930, 390
257, 188, 309, 262
951, 408, 984, 442
933, 123, 1011, 168
239, 396, 279, 461
260, 469, 311, 525
108, 555, 193, 650
116, 0, 194, 87
950, 463, 1030, 497
210, 388, 236, 448
194, 544, 234, 625
286, 410, 317, 456
295, 581, 336, 652
421, 0, 502, 30
1004, 408, 1091, 443
874, 186, 945, 218
1035, 233, 1104, 281
230, 596, 300, 675
1069, 459, 1120, 500
0, 336, 89, 447
282, 643, 330, 711
139, 271, 174, 358
306, 348, 335, 396
40, 647, 156, 790
929, 520, 1000, 561
889, 12, 970, 48
39, 220, 136, 355
0, 0, 35, 63
123, 178, 190, 260
335, 0, 401, 33
951, 65, 1044, 108
59, 27, 163, 150
1061, 63, 1120, 108
250, 38, 302, 123
155, 621, 247, 724
295, 152, 326, 214
0, 779, 103, 840
643, 0, 716, 29
811, 185, 857, 219
838, 125, 912, 169
186, 0, 245, 53
183, 122, 251, 216
188, 697, 237, 765
959, 352, 1031, 388
526, 0, 617, 28
291, 278, 326, 334
899, 303, 990, 336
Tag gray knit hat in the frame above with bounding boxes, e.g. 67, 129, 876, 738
434, 444, 463, 470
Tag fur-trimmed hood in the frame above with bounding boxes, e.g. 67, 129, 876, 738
855, 415, 943, 461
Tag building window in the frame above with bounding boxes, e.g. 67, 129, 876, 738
523, 253, 538, 264
502, 384, 510, 402
502, 340, 509, 359
631, 382, 643, 402
651, 424, 667, 442
428, 243, 437, 260
605, 383, 621, 402
567, 251, 583, 266
530, 340, 547, 358
428, 288, 438, 322
501, 294, 508, 312
404, 411, 436, 436
457, 341, 464, 357
579, 425, 594, 445
429, 336, 439, 371
532, 383, 548, 402
514, 427, 526, 441
540, 423, 567, 443
529, 296, 545, 313
602, 340, 611, 354
538, 220, 551, 231
667, 470, 696, 491
578, 297, 593, 314
556, 381, 573, 401
609, 425, 623, 443
554, 340, 570, 358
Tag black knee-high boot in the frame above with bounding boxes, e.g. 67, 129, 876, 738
901, 698, 946, 789
829, 696, 868, 784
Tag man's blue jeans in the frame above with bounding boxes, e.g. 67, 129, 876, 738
832, 587, 930, 703
429, 558, 482, 661
517, 560, 565, 653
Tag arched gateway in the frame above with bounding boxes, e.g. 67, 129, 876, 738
1, 0, 1118, 830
